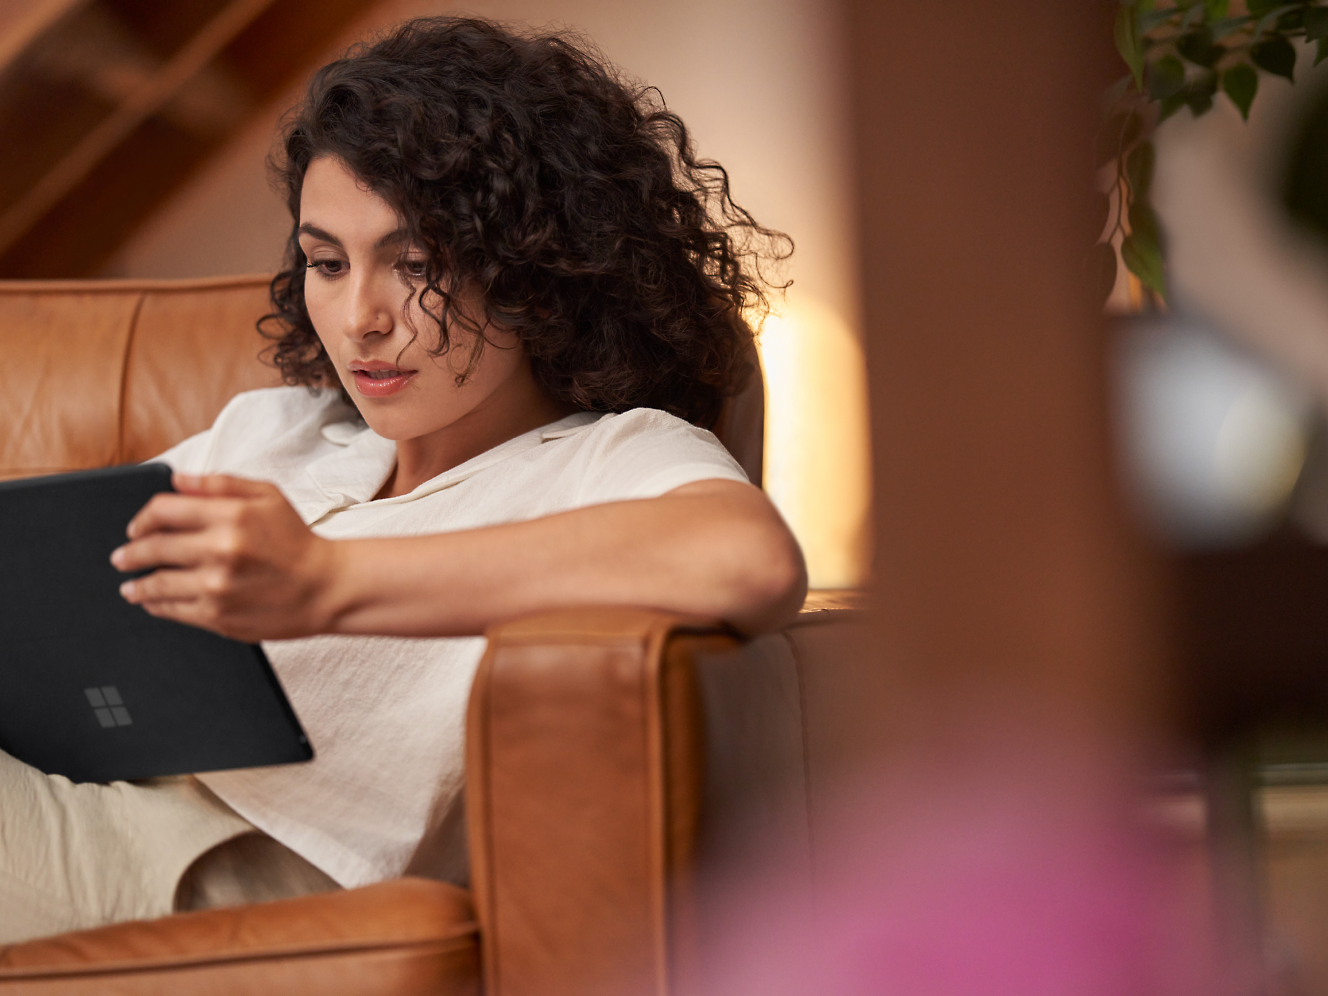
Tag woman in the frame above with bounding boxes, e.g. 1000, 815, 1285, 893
0, 16, 804, 941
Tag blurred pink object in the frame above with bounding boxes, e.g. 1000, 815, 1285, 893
693, 753, 1224, 996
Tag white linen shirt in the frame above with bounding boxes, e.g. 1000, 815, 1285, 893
152, 386, 748, 888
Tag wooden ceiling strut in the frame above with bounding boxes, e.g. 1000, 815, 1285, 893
0, 0, 276, 258
0, 0, 88, 79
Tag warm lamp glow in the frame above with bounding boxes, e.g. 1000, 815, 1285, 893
756, 296, 872, 589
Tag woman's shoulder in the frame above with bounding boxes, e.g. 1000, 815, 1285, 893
168, 386, 360, 475
581, 406, 721, 442
543, 407, 749, 502
577, 407, 741, 462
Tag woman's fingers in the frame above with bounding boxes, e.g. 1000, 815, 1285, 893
172, 473, 276, 500
126, 493, 240, 540
112, 473, 332, 641
112, 528, 220, 573
121, 564, 223, 605
121, 562, 262, 641
125, 476, 281, 540
132, 588, 249, 641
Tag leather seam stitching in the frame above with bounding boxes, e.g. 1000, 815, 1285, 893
113, 291, 146, 466
0, 275, 272, 295
786, 630, 816, 878
492, 625, 724, 648
0, 935, 478, 980
644, 621, 671, 996
472, 660, 500, 996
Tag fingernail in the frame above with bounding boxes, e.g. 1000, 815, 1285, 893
110, 547, 124, 568
120, 580, 135, 601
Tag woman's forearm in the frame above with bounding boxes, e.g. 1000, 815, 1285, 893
115, 475, 807, 641
320, 479, 807, 637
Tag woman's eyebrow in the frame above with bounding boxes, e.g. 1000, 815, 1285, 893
373, 228, 410, 249
296, 224, 409, 250
297, 223, 341, 246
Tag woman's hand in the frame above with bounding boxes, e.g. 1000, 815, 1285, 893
110, 473, 340, 642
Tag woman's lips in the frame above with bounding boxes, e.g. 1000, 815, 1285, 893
351, 368, 417, 397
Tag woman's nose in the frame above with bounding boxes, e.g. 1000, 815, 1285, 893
343, 272, 394, 341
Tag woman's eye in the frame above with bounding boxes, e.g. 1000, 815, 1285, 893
307, 258, 346, 277
398, 258, 428, 280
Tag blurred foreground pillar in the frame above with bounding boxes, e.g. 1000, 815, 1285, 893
739, 1, 1217, 991
844, 0, 1163, 772
692, 5, 1228, 993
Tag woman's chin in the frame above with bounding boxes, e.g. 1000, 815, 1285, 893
357, 408, 460, 444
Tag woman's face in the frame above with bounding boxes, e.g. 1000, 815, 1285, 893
297, 155, 531, 443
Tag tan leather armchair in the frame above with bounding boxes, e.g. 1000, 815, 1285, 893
0, 276, 857, 995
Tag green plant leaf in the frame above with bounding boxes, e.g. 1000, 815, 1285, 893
1252, 6, 1302, 39
1147, 55, 1187, 99
1141, 8, 1180, 30
1178, 27, 1224, 67
1204, 0, 1229, 17
1091, 242, 1119, 307
1115, 6, 1147, 88
1159, 91, 1189, 121
1209, 15, 1250, 39
1122, 230, 1166, 296
1096, 111, 1143, 166
1129, 201, 1162, 245
1092, 192, 1112, 243
1251, 35, 1297, 81
1277, 8, 1306, 30
1127, 141, 1156, 197
1306, 6, 1328, 41
1222, 63, 1259, 119
1186, 71, 1219, 116
1103, 72, 1133, 109
1117, 5, 1146, 88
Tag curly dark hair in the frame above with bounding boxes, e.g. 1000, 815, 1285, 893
260, 15, 791, 428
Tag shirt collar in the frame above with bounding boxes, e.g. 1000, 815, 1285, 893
288, 410, 605, 523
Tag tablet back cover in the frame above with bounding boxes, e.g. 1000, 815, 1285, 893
0, 465, 312, 782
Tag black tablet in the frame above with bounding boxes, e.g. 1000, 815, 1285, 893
0, 464, 312, 783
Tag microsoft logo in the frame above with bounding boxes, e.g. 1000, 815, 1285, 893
84, 686, 133, 728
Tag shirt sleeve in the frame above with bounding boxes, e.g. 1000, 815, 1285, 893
146, 428, 214, 474
571, 408, 750, 506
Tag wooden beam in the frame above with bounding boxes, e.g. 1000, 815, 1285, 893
0, 0, 275, 257
0, 0, 86, 78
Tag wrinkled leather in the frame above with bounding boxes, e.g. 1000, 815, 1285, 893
0, 286, 138, 478
0, 276, 281, 480
120, 277, 284, 463
467, 608, 736, 996
0, 878, 479, 995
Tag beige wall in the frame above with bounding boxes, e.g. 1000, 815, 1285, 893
100, 0, 870, 587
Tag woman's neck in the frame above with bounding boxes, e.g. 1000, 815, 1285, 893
376, 382, 575, 500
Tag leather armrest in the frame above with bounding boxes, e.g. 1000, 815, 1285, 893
466, 608, 736, 996
0, 878, 478, 995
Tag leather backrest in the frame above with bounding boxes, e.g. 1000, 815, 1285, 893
0, 275, 765, 481
0, 276, 281, 479
120, 279, 284, 463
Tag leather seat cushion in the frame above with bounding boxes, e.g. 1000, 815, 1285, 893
0, 878, 479, 995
